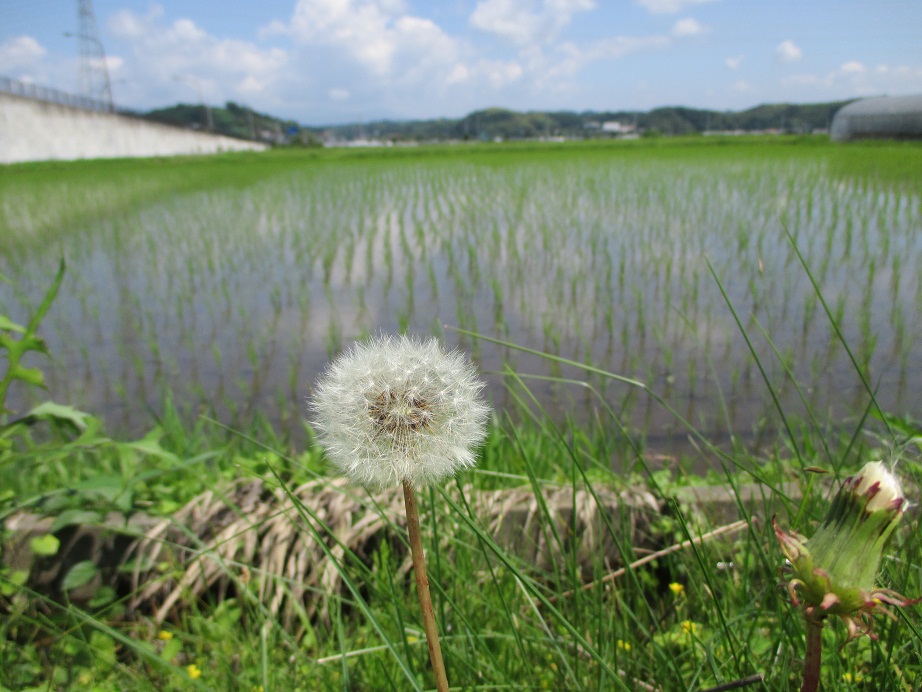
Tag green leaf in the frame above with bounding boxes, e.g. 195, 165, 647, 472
125, 433, 180, 464
62, 560, 99, 591
8, 333, 48, 357
88, 585, 117, 608
10, 365, 46, 388
50, 509, 103, 532
160, 638, 183, 663
0, 569, 29, 596
29, 534, 61, 556
90, 630, 117, 667
72, 475, 127, 501
26, 402, 93, 431
0, 315, 25, 333
26, 258, 66, 335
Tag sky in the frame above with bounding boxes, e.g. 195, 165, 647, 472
2, 0, 921, 125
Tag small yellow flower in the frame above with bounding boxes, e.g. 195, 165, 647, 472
680, 620, 698, 635
187, 664, 202, 680
157, 630, 174, 641
668, 582, 685, 596
406, 635, 419, 644
77, 671, 92, 685
842, 671, 864, 683
617, 639, 631, 651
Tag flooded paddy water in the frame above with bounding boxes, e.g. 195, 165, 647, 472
2, 142, 921, 463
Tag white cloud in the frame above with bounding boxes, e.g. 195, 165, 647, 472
671, 18, 706, 37
97, 55, 124, 73
782, 61, 922, 99
284, 0, 460, 77
446, 63, 470, 84
469, 0, 596, 46
0, 35, 46, 72
287, 0, 399, 73
108, 4, 164, 38
775, 39, 802, 63
840, 61, 865, 75
481, 59, 524, 88
329, 87, 351, 100
106, 10, 288, 104
725, 54, 743, 70
634, 0, 717, 15
730, 79, 752, 93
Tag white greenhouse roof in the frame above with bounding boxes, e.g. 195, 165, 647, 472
831, 94, 922, 141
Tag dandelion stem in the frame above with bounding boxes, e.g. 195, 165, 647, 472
801, 609, 824, 692
403, 479, 449, 692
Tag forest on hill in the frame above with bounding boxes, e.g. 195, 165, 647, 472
142, 99, 853, 144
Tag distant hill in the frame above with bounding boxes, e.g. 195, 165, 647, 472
307, 100, 853, 143
143, 100, 855, 145
142, 102, 310, 144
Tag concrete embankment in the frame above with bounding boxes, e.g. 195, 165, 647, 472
0, 92, 267, 164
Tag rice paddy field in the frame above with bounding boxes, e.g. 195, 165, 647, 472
3, 138, 921, 461
3, 136, 922, 690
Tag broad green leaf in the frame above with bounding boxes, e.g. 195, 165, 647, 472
29, 534, 61, 556
27, 402, 92, 431
10, 365, 46, 388
72, 475, 129, 504
88, 585, 117, 608
125, 437, 180, 464
50, 509, 103, 532
62, 560, 99, 591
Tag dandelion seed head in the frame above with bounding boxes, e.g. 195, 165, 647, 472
310, 334, 490, 489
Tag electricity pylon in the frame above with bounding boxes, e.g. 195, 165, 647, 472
77, 0, 114, 111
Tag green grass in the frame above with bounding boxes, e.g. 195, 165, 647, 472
2, 359, 920, 690
2, 137, 922, 690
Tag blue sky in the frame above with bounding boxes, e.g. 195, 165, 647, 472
2, 0, 921, 125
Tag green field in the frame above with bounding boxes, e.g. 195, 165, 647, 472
2, 137, 922, 690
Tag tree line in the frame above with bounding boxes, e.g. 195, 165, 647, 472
143, 100, 853, 144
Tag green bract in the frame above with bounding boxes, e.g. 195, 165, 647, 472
774, 461, 917, 641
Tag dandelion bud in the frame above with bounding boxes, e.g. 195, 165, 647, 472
310, 334, 490, 489
773, 461, 917, 641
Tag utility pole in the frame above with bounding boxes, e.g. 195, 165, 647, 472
77, 0, 114, 111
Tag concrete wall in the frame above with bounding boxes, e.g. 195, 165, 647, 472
0, 92, 267, 164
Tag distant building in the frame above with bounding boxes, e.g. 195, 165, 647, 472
601, 121, 636, 135
830, 94, 922, 141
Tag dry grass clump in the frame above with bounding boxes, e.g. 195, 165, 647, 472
127, 478, 662, 629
